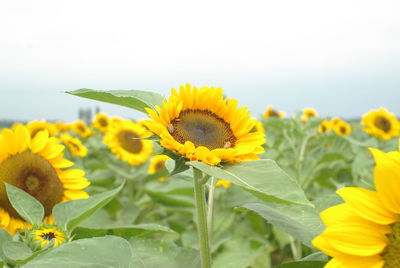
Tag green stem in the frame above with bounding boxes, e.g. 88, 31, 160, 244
296, 135, 311, 184
288, 234, 301, 260
193, 168, 212, 268
207, 177, 216, 245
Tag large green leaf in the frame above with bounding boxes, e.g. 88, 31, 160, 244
66, 88, 164, 113
21, 236, 132, 268
2, 241, 33, 263
0, 229, 12, 262
5, 183, 44, 225
241, 194, 342, 247
129, 238, 200, 268
145, 179, 194, 207
188, 160, 312, 206
273, 261, 326, 268
52, 182, 124, 234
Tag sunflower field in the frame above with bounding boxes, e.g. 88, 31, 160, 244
1, 84, 399, 268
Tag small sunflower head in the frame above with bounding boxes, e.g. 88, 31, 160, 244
60, 134, 88, 158
318, 120, 333, 134
26, 224, 67, 250
92, 113, 110, 132
263, 105, 285, 119
333, 120, 352, 136
71, 120, 93, 138
148, 155, 171, 175
55, 121, 70, 132
361, 108, 400, 140
215, 179, 231, 188
301, 108, 318, 122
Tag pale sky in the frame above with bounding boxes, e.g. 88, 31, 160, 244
1, 0, 399, 121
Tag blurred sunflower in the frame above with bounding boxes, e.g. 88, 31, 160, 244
361, 108, 400, 140
26, 121, 58, 138
60, 134, 88, 158
92, 113, 110, 132
215, 179, 231, 188
330, 117, 341, 126
333, 120, 352, 136
148, 155, 171, 182
145, 84, 265, 166
301, 108, 318, 122
263, 105, 285, 119
104, 120, 153, 165
0, 125, 90, 235
312, 148, 400, 267
318, 120, 332, 134
55, 121, 70, 133
71, 120, 92, 138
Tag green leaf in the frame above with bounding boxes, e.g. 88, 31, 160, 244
2, 241, 33, 263
52, 182, 124, 234
241, 195, 342, 247
187, 160, 312, 206
165, 158, 190, 176
21, 236, 132, 268
273, 261, 327, 268
73, 224, 175, 239
129, 238, 200, 268
5, 183, 44, 225
145, 179, 194, 207
66, 88, 164, 113
0, 228, 12, 261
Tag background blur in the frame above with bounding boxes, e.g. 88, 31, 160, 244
1, 0, 399, 122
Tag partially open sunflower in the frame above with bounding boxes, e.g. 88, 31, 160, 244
361, 108, 400, 140
104, 120, 153, 165
0, 125, 90, 235
263, 105, 285, 119
145, 84, 265, 166
301, 107, 318, 122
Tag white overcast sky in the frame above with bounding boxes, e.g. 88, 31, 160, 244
0, 0, 399, 121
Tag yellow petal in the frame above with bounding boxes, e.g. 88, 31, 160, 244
370, 148, 400, 214
322, 222, 389, 256
337, 187, 396, 225
320, 203, 370, 227
326, 255, 384, 268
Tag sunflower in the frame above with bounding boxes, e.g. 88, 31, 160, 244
26, 121, 58, 138
145, 84, 265, 166
104, 120, 153, 166
0, 125, 90, 235
301, 108, 318, 122
263, 105, 285, 119
318, 120, 333, 134
31, 226, 66, 249
215, 179, 231, 188
60, 134, 88, 158
330, 117, 341, 126
148, 155, 171, 174
312, 148, 400, 268
92, 113, 110, 132
55, 121, 70, 133
71, 120, 92, 138
333, 120, 351, 136
361, 108, 400, 140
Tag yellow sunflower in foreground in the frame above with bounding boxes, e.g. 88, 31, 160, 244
301, 108, 318, 122
263, 105, 285, 119
92, 113, 110, 132
26, 121, 58, 138
361, 108, 400, 140
71, 120, 92, 138
333, 120, 352, 136
60, 134, 88, 158
0, 125, 90, 235
318, 120, 333, 134
104, 120, 153, 165
145, 84, 265, 166
312, 148, 400, 268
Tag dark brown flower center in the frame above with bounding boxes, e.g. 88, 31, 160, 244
117, 130, 143, 154
374, 116, 391, 133
268, 109, 280, 117
0, 151, 64, 218
77, 124, 86, 133
66, 141, 80, 152
340, 126, 346, 134
42, 232, 56, 241
99, 118, 108, 127
169, 109, 236, 150
382, 222, 400, 267
154, 161, 166, 172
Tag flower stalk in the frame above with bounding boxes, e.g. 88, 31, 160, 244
193, 168, 212, 268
